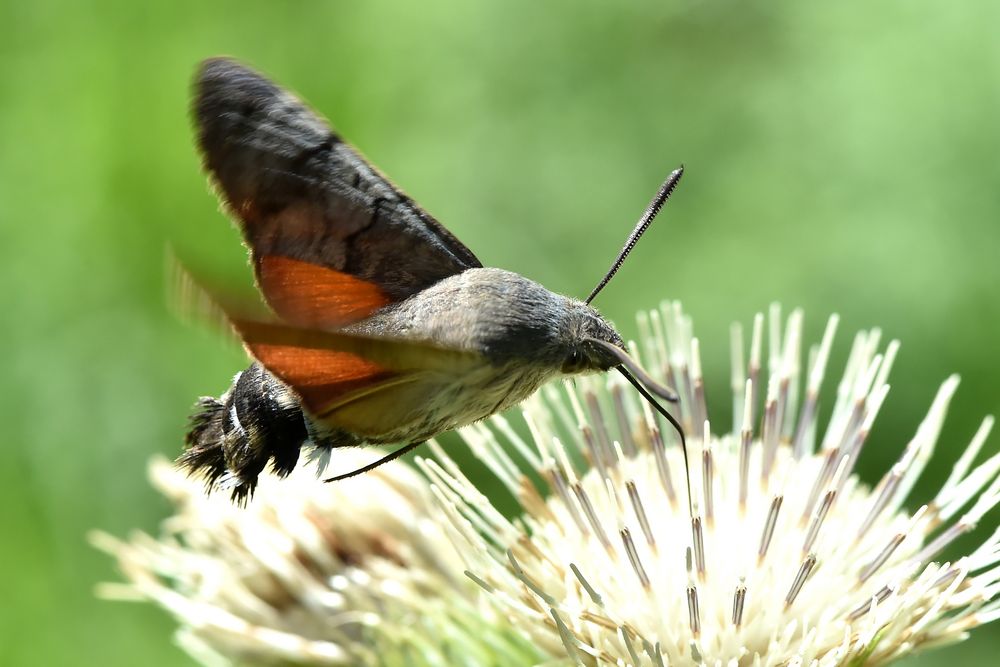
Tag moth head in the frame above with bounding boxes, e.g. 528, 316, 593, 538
560, 304, 626, 374
551, 296, 677, 407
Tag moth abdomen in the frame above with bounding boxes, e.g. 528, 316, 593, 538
179, 363, 314, 503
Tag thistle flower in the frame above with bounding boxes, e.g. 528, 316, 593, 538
95, 303, 1000, 666
425, 303, 1000, 666
90, 452, 543, 666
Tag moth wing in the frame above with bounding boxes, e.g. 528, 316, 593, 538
194, 58, 482, 328
232, 319, 481, 430
167, 249, 270, 344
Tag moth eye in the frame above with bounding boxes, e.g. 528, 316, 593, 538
562, 349, 586, 373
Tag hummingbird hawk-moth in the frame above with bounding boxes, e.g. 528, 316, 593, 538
180, 58, 686, 503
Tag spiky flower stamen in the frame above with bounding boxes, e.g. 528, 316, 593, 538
91, 453, 543, 666
424, 303, 1000, 666
95, 302, 1000, 666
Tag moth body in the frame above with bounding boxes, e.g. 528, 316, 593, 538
183, 266, 624, 501
179, 59, 677, 502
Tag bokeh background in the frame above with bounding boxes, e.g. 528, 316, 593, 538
2, 1, 999, 664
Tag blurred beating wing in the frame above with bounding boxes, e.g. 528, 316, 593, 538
231, 319, 481, 436
194, 57, 482, 329
173, 257, 481, 435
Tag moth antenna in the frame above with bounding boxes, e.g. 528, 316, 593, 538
617, 366, 693, 518
586, 165, 684, 305
323, 441, 426, 482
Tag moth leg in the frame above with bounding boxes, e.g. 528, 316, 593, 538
323, 441, 427, 482
303, 419, 360, 477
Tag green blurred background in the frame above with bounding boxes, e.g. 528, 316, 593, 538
2, 1, 999, 664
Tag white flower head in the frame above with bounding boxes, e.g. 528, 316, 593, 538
91, 451, 542, 666
95, 302, 1000, 666
424, 303, 1000, 666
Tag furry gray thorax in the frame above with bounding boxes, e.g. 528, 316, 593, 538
347, 267, 625, 370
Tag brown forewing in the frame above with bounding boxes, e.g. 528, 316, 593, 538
194, 57, 482, 329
